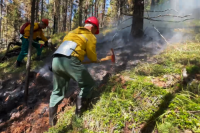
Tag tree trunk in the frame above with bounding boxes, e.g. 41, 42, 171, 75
95, 0, 97, 17
35, 0, 39, 21
101, 0, 106, 27
24, 0, 36, 105
6, 4, 7, 47
41, 0, 43, 20
57, 0, 61, 32
96, 0, 99, 18
69, 0, 73, 31
120, 0, 124, 22
79, 0, 83, 26
131, 0, 144, 38
0, 0, 2, 40
92, 1, 93, 16
63, 0, 68, 31
84, 2, 88, 22
117, 0, 120, 25
53, 1, 58, 34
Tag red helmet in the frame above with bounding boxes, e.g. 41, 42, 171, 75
42, 19, 49, 26
85, 16, 99, 34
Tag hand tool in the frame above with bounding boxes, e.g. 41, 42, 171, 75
82, 48, 115, 64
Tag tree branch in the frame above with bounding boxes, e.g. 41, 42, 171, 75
144, 17, 194, 23
121, 13, 194, 23
122, 9, 178, 13
148, 14, 191, 19
145, 8, 170, 45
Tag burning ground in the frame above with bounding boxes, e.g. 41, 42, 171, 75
0, 28, 163, 133
47, 32, 200, 133
0, 19, 200, 132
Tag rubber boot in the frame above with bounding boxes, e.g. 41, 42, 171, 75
49, 105, 58, 126
16, 60, 21, 68
75, 96, 90, 117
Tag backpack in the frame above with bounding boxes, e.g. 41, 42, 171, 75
20, 22, 31, 34
20, 22, 39, 34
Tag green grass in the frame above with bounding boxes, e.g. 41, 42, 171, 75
51, 32, 67, 44
47, 41, 200, 133
0, 33, 63, 79
1, 28, 200, 132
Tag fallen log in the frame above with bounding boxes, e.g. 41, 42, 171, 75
0, 41, 22, 63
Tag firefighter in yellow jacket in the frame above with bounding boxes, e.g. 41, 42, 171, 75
16, 19, 49, 67
49, 16, 100, 126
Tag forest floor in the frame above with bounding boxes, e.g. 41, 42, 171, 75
0, 27, 200, 133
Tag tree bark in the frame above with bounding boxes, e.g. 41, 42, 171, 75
95, 0, 97, 17
131, 0, 144, 38
41, 0, 43, 20
69, 0, 73, 31
24, 0, 36, 105
117, 0, 122, 25
57, 0, 61, 32
84, 2, 88, 22
101, 0, 106, 27
53, 1, 58, 34
0, 0, 2, 40
79, 0, 83, 26
120, 0, 124, 21
92, 1, 93, 16
6, 4, 8, 47
63, 0, 68, 31
95, 0, 100, 18
35, 0, 39, 21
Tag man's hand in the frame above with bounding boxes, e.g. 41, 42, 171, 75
44, 41, 48, 47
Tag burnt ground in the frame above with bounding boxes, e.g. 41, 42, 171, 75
0, 28, 189, 133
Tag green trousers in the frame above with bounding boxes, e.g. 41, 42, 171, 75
17, 37, 43, 62
49, 56, 95, 107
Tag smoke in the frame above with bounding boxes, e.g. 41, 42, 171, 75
143, 0, 200, 44
34, 0, 200, 83
34, 59, 53, 81
85, 0, 200, 81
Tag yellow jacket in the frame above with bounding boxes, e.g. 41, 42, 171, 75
23, 23, 48, 42
63, 27, 97, 62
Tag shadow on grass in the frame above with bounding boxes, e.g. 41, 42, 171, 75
140, 71, 200, 132
140, 87, 181, 133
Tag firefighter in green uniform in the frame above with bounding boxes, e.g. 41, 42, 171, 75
49, 16, 100, 126
16, 19, 49, 67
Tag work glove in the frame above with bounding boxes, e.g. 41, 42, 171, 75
44, 41, 48, 47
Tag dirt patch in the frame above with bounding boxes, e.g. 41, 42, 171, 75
123, 122, 133, 133
0, 69, 81, 133
152, 74, 181, 88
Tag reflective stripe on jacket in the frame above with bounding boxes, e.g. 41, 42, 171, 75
62, 27, 97, 62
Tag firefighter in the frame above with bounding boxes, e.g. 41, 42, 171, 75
16, 19, 49, 67
49, 16, 100, 126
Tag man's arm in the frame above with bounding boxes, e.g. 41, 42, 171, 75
40, 30, 48, 42
86, 38, 97, 62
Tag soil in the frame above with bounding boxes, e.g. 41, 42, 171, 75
0, 31, 165, 133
